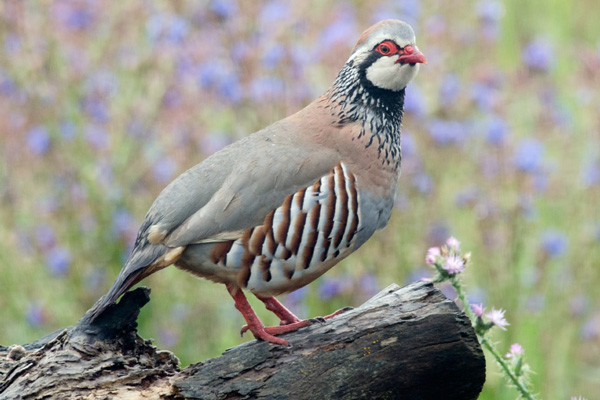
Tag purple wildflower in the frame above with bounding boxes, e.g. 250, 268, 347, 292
400, 130, 418, 159
4, 33, 21, 54
359, 272, 380, 298
581, 314, 599, 340
486, 307, 509, 330
146, 13, 190, 44
471, 303, 486, 317
446, 236, 461, 251
470, 82, 496, 111
199, 132, 230, 156
318, 275, 352, 300
53, 2, 95, 31
455, 185, 480, 208
248, 76, 285, 102
46, 246, 72, 277
112, 208, 136, 239
318, 16, 358, 51
259, 1, 290, 25
26, 302, 46, 328
152, 157, 178, 184
0, 68, 18, 95
513, 138, 544, 172
26, 126, 51, 155
427, 119, 469, 146
35, 224, 56, 250
209, 0, 239, 19
159, 328, 180, 348
83, 97, 109, 123
476, 0, 505, 40
85, 124, 110, 150
412, 172, 434, 195
540, 230, 568, 257
442, 255, 465, 275
522, 37, 554, 72
426, 247, 441, 264
505, 343, 524, 358
403, 85, 427, 118
261, 44, 286, 69
581, 160, 600, 187
485, 115, 509, 144
438, 73, 461, 106
428, 221, 450, 245
467, 287, 487, 306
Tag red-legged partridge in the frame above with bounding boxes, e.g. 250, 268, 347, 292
86, 19, 426, 345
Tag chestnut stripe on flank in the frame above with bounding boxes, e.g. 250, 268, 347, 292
276, 194, 293, 244
248, 226, 266, 255
301, 203, 321, 269
209, 240, 234, 264
334, 166, 349, 248
312, 177, 322, 194
289, 212, 307, 255
238, 258, 252, 288
322, 171, 336, 239
346, 172, 360, 244
285, 268, 294, 280
263, 210, 278, 256
320, 171, 337, 261
260, 256, 272, 282
281, 247, 292, 260
295, 187, 306, 210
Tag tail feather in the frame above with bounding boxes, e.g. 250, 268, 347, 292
83, 243, 169, 323
84, 267, 145, 323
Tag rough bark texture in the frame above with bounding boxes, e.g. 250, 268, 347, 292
0, 281, 485, 400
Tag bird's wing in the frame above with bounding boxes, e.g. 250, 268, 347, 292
143, 125, 340, 249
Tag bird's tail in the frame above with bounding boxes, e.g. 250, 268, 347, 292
82, 243, 169, 323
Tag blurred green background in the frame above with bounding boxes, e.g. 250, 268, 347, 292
1, 0, 599, 398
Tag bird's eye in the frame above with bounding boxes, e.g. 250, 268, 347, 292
376, 41, 397, 56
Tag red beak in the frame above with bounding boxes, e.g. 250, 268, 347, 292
396, 46, 427, 65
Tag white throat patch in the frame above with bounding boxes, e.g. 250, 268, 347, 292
365, 56, 420, 92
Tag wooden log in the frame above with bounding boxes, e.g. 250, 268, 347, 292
0, 281, 485, 399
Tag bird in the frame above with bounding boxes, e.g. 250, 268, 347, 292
85, 19, 426, 346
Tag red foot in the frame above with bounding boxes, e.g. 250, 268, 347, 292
226, 284, 293, 346
255, 294, 302, 325
322, 306, 353, 320
226, 284, 353, 346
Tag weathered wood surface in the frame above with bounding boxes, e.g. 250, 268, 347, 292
0, 281, 485, 399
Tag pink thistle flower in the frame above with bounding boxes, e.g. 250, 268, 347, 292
426, 247, 441, 264
471, 303, 486, 317
486, 307, 510, 330
446, 236, 461, 251
505, 343, 524, 358
442, 255, 465, 274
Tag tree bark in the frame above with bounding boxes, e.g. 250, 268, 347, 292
0, 281, 485, 400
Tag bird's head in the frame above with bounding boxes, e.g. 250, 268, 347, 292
348, 20, 426, 92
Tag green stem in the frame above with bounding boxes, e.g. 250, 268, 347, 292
450, 275, 537, 400
479, 336, 537, 400
450, 275, 477, 322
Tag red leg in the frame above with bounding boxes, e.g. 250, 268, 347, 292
241, 294, 353, 335
226, 283, 289, 346
255, 295, 302, 325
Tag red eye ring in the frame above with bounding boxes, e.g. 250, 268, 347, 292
376, 40, 398, 56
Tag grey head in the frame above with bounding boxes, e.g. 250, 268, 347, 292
347, 19, 426, 92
